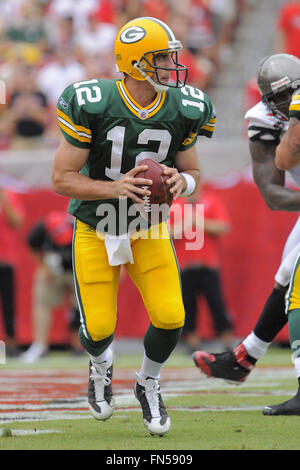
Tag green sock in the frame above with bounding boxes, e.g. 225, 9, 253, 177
78, 326, 114, 357
143, 324, 182, 363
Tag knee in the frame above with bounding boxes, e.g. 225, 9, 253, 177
86, 310, 116, 341
151, 299, 185, 330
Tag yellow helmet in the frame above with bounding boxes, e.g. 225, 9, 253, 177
114, 17, 188, 91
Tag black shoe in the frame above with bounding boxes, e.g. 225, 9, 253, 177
263, 392, 300, 416
192, 343, 256, 384
134, 373, 171, 436
88, 359, 114, 420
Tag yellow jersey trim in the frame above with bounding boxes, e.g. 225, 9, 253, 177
201, 116, 216, 133
290, 94, 300, 111
182, 132, 197, 146
59, 121, 91, 143
116, 79, 166, 119
57, 108, 92, 143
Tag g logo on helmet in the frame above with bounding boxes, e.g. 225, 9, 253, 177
120, 26, 146, 44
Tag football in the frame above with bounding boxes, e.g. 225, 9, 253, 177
134, 158, 173, 222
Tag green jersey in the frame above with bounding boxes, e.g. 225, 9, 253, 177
57, 78, 216, 234
289, 90, 300, 120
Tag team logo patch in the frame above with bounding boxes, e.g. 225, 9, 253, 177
120, 26, 146, 44
59, 97, 68, 109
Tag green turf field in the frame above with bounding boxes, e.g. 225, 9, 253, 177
0, 345, 299, 451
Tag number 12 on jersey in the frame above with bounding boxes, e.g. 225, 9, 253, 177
181, 85, 204, 111
105, 126, 172, 180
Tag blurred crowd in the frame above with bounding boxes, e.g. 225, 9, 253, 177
2, 0, 300, 357
245, 0, 300, 114
0, 0, 248, 150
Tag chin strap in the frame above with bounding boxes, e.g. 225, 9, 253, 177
133, 63, 169, 93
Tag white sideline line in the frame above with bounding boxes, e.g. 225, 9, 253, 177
0, 428, 62, 436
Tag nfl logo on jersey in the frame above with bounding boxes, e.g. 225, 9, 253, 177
139, 109, 149, 120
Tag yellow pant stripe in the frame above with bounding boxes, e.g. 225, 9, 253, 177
287, 256, 300, 312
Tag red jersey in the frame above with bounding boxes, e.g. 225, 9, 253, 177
170, 189, 230, 270
278, 2, 300, 58
143, 0, 170, 23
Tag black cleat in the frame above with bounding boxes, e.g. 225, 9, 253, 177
263, 393, 300, 416
134, 373, 171, 436
192, 343, 256, 384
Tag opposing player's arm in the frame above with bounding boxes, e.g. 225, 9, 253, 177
275, 118, 300, 170
250, 138, 300, 211
52, 139, 152, 204
162, 144, 201, 200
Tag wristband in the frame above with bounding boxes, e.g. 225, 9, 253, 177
180, 172, 196, 197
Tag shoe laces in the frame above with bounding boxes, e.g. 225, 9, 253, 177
144, 379, 161, 417
90, 363, 111, 386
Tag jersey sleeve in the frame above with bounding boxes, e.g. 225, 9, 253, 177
245, 102, 282, 144
247, 122, 281, 143
57, 85, 92, 149
179, 90, 216, 151
197, 96, 216, 139
289, 89, 300, 121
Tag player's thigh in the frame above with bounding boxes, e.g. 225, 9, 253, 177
73, 220, 120, 341
281, 216, 300, 261
286, 252, 300, 313
126, 229, 185, 329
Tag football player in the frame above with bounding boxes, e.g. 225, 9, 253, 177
193, 53, 300, 416
52, 17, 216, 436
260, 87, 300, 415
276, 90, 300, 170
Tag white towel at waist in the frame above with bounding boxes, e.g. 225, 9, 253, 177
104, 234, 134, 266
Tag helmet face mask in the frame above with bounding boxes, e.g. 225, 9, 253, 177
135, 48, 188, 90
115, 17, 188, 92
257, 53, 300, 119
262, 88, 294, 119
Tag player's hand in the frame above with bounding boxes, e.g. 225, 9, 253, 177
113, 166, 153, 204
161, 165, 186, 200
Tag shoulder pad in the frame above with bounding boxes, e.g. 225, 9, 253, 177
59, 78, 115, 116
172, 85, 213, 121
57, 79, 108, 148
245, 101, 284, 129
245, 101, 288, 134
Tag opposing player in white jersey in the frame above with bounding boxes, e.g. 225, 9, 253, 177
260, 88, 300, 415
193, 53, 300, 415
